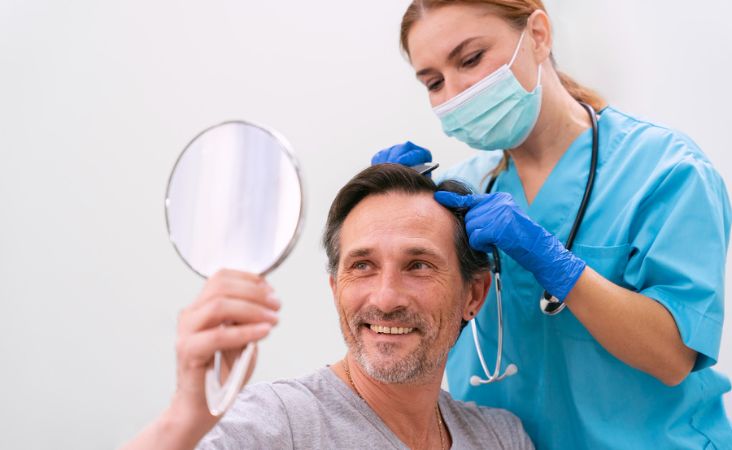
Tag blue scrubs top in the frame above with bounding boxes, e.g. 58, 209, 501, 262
439, 107, 732, 449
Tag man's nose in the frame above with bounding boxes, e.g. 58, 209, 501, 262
369, 268, 409, 313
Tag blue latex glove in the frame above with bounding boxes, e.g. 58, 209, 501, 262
371, 141, 432, 166
435, 191, 586, 300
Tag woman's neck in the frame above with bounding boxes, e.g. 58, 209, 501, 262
507, 66, 592, 204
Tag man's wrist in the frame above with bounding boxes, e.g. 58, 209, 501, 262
118, 402, 207, 450
153, 397, 216, 450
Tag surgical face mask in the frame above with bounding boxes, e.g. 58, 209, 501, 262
433, 32, 542, 151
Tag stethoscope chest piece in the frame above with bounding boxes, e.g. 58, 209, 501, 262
539, 294, 566, 315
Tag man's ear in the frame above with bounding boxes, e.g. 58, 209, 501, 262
329, 274, 337, 300
463, 271, 491, 321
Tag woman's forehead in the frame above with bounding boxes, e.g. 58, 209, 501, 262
407, 5, 515, 66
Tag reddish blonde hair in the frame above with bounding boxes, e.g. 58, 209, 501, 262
400, 0, 606, 176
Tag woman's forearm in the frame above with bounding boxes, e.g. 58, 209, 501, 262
564, 267, 697, 386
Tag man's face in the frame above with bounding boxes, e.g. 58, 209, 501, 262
329, 191, 482, 383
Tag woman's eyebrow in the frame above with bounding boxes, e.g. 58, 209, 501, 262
415, 36, 482, 78
446, 36, 482, 62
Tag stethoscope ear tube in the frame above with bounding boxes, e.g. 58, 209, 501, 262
469, 268, 518, 385
491, 246, 501, 274
539, 101, 599, 316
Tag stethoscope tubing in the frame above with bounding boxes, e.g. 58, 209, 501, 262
539, 102, 599, 313
472, 101, 599, 384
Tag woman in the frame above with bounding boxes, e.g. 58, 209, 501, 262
372, 1, 732, 448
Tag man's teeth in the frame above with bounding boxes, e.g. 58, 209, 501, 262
369, 324, 414, 335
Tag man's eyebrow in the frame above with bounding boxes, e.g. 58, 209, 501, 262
415, 36, 482, 78
344, 247, 444, 260
406, 246, 443, 260
345, 248, 371, 259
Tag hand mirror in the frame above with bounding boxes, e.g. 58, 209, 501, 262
165, 120, 304, 416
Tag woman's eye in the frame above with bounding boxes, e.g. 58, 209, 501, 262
461, 51, 484, 68
427, 78, 444, 92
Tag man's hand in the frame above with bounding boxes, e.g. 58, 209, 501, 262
121, 269, 280, 450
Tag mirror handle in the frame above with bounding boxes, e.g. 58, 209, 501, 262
204, 344, 257, 416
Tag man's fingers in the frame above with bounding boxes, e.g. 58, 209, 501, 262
182, 298, 279, 333
194, 272, 280, 311
179, 323, 272, 367
213, 269, 263, 282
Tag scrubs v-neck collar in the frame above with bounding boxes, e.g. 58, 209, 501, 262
496, 125, 595, 242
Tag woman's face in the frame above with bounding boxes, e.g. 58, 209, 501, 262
407, 4, 540, 107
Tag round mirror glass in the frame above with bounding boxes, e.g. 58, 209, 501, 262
165, 121, 304, 278
164, 121, 304, 416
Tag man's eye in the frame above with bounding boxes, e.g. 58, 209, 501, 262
461, 51, 484, 68
409, 261, 432, 271
352, 261, 371, 271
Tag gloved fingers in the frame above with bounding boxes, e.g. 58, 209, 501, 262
393, 141, 432, 166
468, 226, 499, 253
463, 192, 517, 223
434, 191, 480, 209
371, 141, 432, 166
371, 148, 391, 165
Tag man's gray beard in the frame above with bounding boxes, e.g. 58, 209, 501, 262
354, 337, 447, 384
339, 305, 461, 384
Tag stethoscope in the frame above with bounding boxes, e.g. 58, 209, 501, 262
470, 102, 599, 385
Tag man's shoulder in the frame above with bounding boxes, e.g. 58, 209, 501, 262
198, 368, 340, 449
440, 389, 520, 424
440, 390, 534, 449
261, 366, 335, 396
242, 366, 343, 411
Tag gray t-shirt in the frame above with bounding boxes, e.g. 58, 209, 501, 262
198, 367, 533, 449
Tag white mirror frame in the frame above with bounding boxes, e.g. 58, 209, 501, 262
165, 120, 305, 416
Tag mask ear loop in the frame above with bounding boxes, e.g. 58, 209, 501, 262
507, 31, 526, 68
508, 31, 542, 92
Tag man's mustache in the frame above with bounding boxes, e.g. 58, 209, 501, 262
349, 306, 429, 332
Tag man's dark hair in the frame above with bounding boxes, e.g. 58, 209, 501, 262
322, 163, 490, 281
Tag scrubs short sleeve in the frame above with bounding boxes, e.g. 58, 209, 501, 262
624, 149, 731, 370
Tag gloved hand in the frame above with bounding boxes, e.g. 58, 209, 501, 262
435, 191, 586, 300
371, 141, 432, 166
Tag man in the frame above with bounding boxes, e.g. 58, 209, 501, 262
124, 164, 533, 449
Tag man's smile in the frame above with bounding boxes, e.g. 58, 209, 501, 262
368, 324, 415, 335
359, 322, 424, 344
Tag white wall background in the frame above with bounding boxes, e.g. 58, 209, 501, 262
0, 1, 730, 448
